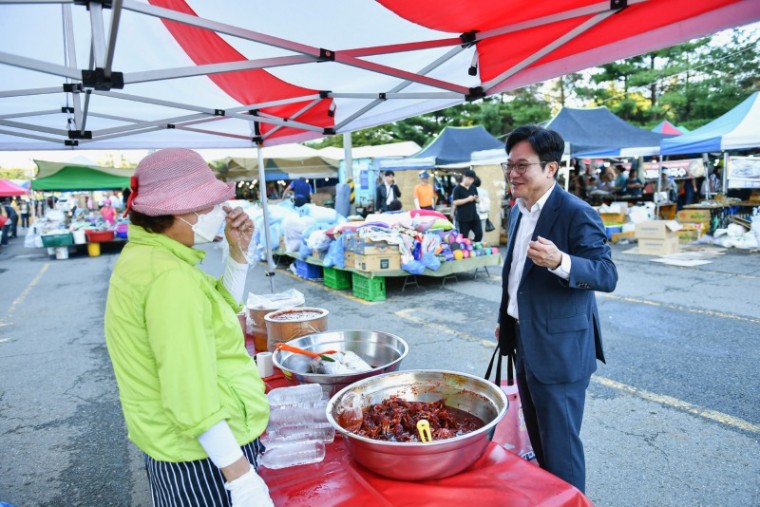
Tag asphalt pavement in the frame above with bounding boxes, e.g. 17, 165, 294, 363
0, 231, 758, 506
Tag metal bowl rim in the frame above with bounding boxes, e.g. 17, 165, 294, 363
325, 369, 509, 448
263, 306, 330, 323
271, 329, 409, 378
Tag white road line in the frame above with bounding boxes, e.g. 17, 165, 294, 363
593, 375, 760, 434
394, 308, 495, 348
598, 293, 760, 325
6, 263, 50, 320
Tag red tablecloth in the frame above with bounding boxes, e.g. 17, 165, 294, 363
261, 373, 593, 507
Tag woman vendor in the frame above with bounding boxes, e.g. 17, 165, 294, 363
104, 148, 273, 506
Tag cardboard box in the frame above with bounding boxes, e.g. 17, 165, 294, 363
354, 252, 401, 272
599, 211, 627, 226
677, 209, 712, 223
353, 239, 400, 255
343, 251, 355, 268
638, 236, 680, 256
635, 220, 682, 240
676, 230, 704, 243
679, 222, 708, 231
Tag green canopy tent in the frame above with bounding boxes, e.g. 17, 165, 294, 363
32, 160, 134, 191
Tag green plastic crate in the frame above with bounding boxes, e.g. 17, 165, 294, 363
324, 267, 351, 290
41, 233, 74, 247
351, 272, 386, 301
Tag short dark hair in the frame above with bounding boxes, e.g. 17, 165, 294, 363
384, 170, 395, 177
505, 125, 565, 166
388, 199, 402, 211
129, 209, 175, 234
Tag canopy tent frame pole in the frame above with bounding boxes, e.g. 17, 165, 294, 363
261, 98, 322, 141
62, 3, 85, 131
342, 132, 352, 184
123, 55, 316, 85
483, 11, 615, 92
104, 0, 123, 78
722, 151, 729, 195
334, 44, 467, 131
655, 166, 662, 219
564, 158, 570, 193
227, 94, 323, 114
0, 119, 68, 137
0, 87, 61, 99
0, 128, 62, 144
123, 0, 469, 95
256, 140, 276, 293
331, 92, 462, 100
88, 1, 108, 68
0, 51, 80, 80
0, 109, 62, 120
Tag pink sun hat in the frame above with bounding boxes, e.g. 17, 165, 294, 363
128, 148, 235, 216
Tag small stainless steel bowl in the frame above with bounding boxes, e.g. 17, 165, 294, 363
271, 330, 408, 397
325, 369, 508, 481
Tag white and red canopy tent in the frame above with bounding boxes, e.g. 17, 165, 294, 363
1, 0, 759, 152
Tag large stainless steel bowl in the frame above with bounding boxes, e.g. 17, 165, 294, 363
271, 330, 408, 397
325, 370, 508, 481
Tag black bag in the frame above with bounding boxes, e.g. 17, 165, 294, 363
485, 218, 495, 232
485, 317, 517, 386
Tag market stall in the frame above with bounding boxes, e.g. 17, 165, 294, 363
259, 373, 590, 507
27, 160, 132, 259
0, 179, 29, 197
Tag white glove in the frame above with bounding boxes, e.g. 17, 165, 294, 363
224, 465, 274, 507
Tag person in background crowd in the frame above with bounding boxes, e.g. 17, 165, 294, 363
20, 198, 31, 228
413, 171, 436, 210
613, 165, 628, 195
625, 169, 644, 198
100, 200, 117, 225
284, 177, 312, 207
375, 170, 401, 212
104, 148, 273, 507
0, 204, 9, 246
659, 169, 677, 203
496, 125, 617, 494
388, 199, 403, 212
110, 191, 124, 210
449, 173, 463, 229
3, 200, 18, 239
452, 169, 483, 242
474, 174, 491, 237
122, 187, 132, 209
677, 175, 699, 210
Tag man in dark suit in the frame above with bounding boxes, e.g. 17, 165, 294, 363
495, 125, 618, 493
375, 170, 401, 212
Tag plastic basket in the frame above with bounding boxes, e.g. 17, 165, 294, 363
86, 230, 115, 243
351, 272, 386, 301
324, 267, 351, 289
295, 259, 323, 280
41, 233, 74, 248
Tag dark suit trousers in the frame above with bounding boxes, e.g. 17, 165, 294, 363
515, 323, 590, 493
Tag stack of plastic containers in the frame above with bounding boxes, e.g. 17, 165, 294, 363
260, 384, 335, 469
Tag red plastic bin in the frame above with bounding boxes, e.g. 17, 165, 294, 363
85, 229, 115, 243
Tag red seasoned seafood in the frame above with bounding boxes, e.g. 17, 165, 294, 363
351, 396, 484, 442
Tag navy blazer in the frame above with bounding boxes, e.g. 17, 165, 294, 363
499, 185, 617, 385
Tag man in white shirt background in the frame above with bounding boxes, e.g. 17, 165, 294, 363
495, 125, 618, 494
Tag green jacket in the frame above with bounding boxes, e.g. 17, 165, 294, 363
104, 225, 269, 462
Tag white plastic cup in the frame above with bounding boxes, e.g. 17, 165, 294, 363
256, 351, 274, 378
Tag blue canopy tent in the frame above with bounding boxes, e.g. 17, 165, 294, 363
660, 92, 760, 155
381, 126, 503, 170
545, 107, 677, 157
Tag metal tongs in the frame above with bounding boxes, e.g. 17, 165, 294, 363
276, 342, 337, 362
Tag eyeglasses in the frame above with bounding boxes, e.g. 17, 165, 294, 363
501, 161, 548, 175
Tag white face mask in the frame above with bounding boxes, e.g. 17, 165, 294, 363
180, 204, 226, 244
